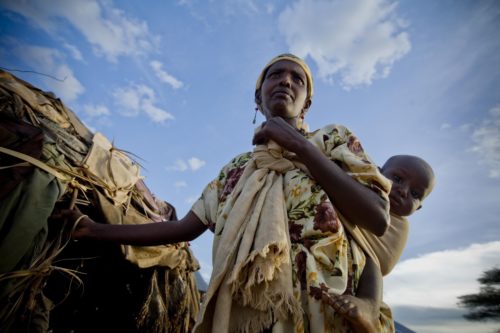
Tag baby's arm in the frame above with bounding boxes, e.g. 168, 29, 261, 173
321, 257, 382, 333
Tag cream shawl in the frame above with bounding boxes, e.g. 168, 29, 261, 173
341, 213, 409, 276
193, 141, 304, 333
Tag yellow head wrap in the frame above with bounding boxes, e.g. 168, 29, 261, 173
255, 53, 314, 100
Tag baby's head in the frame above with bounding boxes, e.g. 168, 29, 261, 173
381, 155, 435, 217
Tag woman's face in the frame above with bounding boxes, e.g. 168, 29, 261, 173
257, 60, 310, 126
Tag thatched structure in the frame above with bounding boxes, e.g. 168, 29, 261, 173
0, 70, 201, 333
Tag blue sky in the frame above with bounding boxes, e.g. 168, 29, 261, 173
1, 1, 499, 332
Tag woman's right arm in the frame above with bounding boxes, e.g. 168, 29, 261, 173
58, 209, 208, 246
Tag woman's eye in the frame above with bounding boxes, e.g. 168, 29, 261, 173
294, 76, 304, 84
393, 175, 401, 183
411, 190, 421, 199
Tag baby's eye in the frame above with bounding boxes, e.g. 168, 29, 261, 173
393, 175, 401, 183
411, 190, 421, 199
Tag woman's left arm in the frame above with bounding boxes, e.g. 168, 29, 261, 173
254, 118, 390, 236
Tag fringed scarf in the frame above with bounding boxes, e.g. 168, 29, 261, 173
193, 141, 307, 333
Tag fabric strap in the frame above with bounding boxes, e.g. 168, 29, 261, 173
0, 146, 70, 181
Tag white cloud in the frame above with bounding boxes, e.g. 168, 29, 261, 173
440, 123, 451, 130
278, 0, 410, 88
384, 241, 500, 308
143, 99, 174, 123
12, 43, 84, 101
150, 60, 184, 89
2, 0, 159, 62
188, 157, 206, 171
113, 84, 173, 123
167, 157, 206, 172
63, 43, 83, 61
265, 4, 275, 14
168, 159, 189, 172
83, 104, 110, 118
469, 105, 500, 178
393, 305, 500, 333
174, 181, 187, 188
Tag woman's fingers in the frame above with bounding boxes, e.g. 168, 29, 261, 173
252, 121, 269, 145
49, 208, 82, 225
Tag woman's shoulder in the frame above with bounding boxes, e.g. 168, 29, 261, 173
227, 151, 252, 167
309, 123, 352, 137
306, 123, 354, 147
218, 151, 252, 175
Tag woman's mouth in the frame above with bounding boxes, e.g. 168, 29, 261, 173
272, 90, 293, 99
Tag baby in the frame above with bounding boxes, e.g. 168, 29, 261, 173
321, 154, 435, 333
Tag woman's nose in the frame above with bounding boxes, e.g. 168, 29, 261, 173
280, 74, 292, 87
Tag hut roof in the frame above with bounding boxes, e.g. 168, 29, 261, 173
0, 69, 201, 333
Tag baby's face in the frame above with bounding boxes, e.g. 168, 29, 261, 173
382, 158, 434, 217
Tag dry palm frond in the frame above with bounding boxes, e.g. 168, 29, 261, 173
137, 270, 169, 333
136, 268, 200, 333
0, 220, 83, 329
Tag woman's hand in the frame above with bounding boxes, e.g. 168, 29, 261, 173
50, 207, 95, 240
252, 117, 307, 154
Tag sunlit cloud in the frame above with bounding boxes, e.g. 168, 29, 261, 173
469, 105, 500, 178
169, 159, 189, 172
174, 180, 187, 188
392, 305, 500, 333
83, 104, 110, 118
187, 157, 206, 170
385, 241, 500, 308
113, 83, 173, 123
265, 4, 275, 14
278, 0, 410, 89
167, 157, 206, 172
63, 42, 83, 61
2, 0, 159, 62
150, 60, 183, 89
11, 43, 84, 101
440, 123, 451, 130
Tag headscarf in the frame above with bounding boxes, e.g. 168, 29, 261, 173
255, 53, 314, 100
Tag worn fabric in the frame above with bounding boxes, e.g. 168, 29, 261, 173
0, 119, 44, 200
83, 132, 142, 206
96, 189, 199, 270
0, 70, 71, 128
195, 140, 305, 333
0, 140, 68, 274
0, 168, 60, 273
191, 124, 392, 333
343, 213, 409, 277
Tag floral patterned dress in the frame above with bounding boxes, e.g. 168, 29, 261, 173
191, 124, 393, 333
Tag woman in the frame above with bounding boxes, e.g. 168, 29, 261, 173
60, 54, 392, 333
